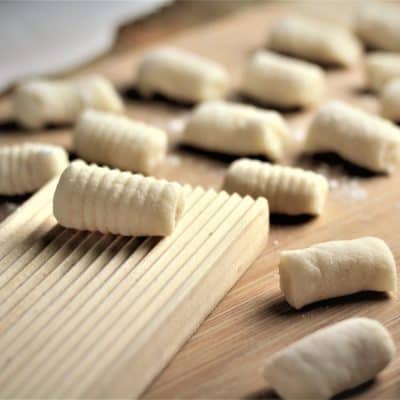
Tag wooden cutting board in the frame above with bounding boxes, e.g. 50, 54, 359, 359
0, 3, 399, 399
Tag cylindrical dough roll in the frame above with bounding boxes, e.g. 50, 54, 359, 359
381, 78, 400, 122
181, 101, 289, 160
135, 47, 230, 103
305, 101, 400, 174
268, 16, 362, 67
355, 4, 400, 52
264, 318, 396, 400
279, 237, 397, 309
0, 143, 69, 195
365, 52, 400, 92
74, 110, 167, 174
223, 158, 328, 216
241, 51, 325, 109
53, 161, 186, 237
14, 74, 123, 129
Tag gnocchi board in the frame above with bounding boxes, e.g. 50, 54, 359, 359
0, 2, 399, 399
0, 178, 268, 398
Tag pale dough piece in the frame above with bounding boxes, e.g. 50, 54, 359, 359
74, 109, 167, 174
268, 16, 362, 67
241, 51, 325, 109
264, 318, 396, 400
181, 101, 289, 160
14, 74, 123, 129
223, 158, 328, 216
279, 237, 397, 309
355, 3, 400, 52
135, 47, 230, 103
381, 78, 400, 122
53, 161, 186, 237
0, 143, 69, 195
365, 52, 400, 92
305, 101, 400, 174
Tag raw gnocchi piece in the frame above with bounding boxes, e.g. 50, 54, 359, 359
53, 161, 186, 237
279, 237, 397, 309
135, 47, 230, 103
305, 101, 400, 174
223, 158, 328, 216
14, 74, 123, 129
268, 16, 362, 67
0, 143, 69, 195
365, 52, 400, 92
355, 3, 400, 52
74, 110, 167, 174
381, 78, 400, 122
181, 101, 289, 160
264, 318, 395, 400
241, 51, 325, 109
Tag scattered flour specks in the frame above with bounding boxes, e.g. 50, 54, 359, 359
165, 154, 182, 167
166, 115, 188, 138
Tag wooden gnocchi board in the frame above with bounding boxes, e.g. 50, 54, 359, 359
0, 3, 399, 399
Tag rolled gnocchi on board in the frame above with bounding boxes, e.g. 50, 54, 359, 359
223, 159, 328, 216
365, 52, 400, 92
355, 4, 400, 52
53, 161, 186, 237
0, 143, 68, 195
381, 78, 400, 122
74, 110, 167, 174
279, 237, 397, 309
241, 51, 325, 109
14, 75, 123, 129
135, 47, 230, 103
305, 101, 400, 174
268, 16, 362, 67
181, 101, 289, 160
264, 318, 395, 400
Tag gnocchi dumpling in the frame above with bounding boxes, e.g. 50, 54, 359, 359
268, 16, 362, 67
279, 237, 397, 309
241, 51, 325, 109
223, 158, 328, 216
136, 47, 230, 103
0, 143, 69, 195
381, 78, 400, 122
182, 101, 289, 160
264, 318, 395, 400
365, 52, 400, 92
53, 161, 186, 237
355, 3, 400, 52
305, 101, 400, 174
74, 110, 167, 174
14, 75, 123, 129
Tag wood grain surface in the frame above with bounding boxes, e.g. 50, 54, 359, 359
0, 2, 399, 399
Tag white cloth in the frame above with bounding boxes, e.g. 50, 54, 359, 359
0, 0, 172, 93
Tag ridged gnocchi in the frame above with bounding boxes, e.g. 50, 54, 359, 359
136, 47, 230, 103
14, 74, 123, 129
241, 51, 325, 109
74, 110, 167, 174
264, 318, 395, 400
182, 101, 289, 160
279, 237, 397, 310
268, 16, 362, 67
223, 158, 328, 216
0, 143, 69, 195
53, 161, 186, 237
305, 101, 400, 174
